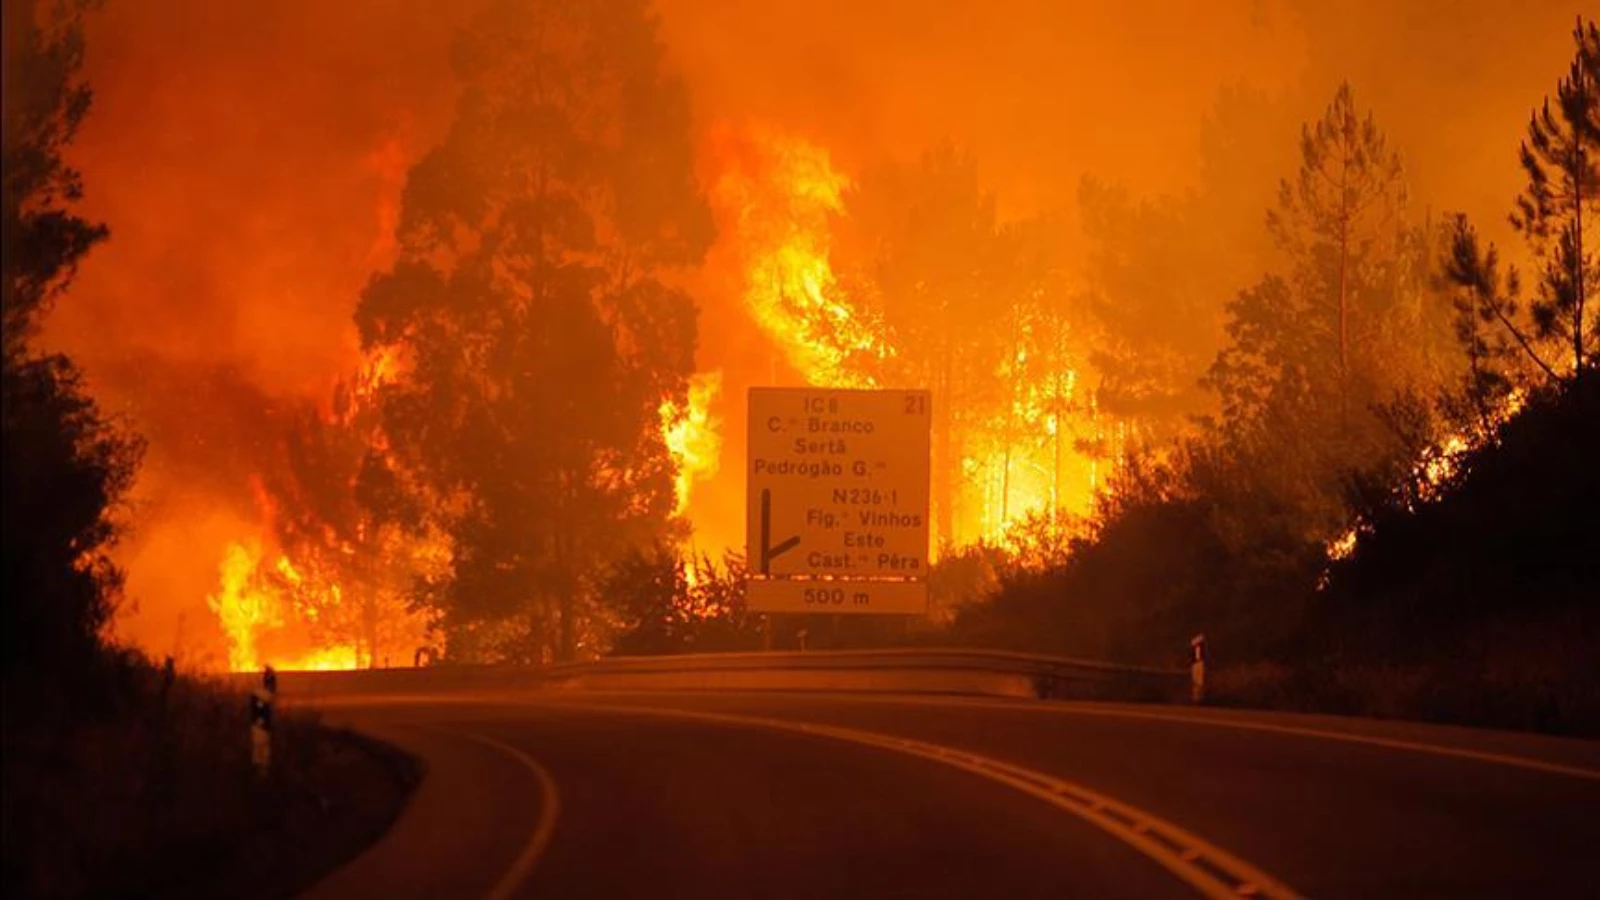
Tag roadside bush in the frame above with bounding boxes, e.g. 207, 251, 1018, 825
2, 654, 419, 897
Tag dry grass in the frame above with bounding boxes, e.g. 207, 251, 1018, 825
1206, 613, 1600, 736
2, 661, 418, 898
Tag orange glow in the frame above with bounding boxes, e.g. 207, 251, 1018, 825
43, 1, 1575, 658
275, 644, 363, 672
351, 343, 408, 411
207, 542, 283, 672
206, 542, 364, 672
220, 372, 435, 668
199, 340, 443, 673
964, 355, 1094, 542
204, 541, 360, 673
708, 125, 1100, 547
204, 531, 436, 672
1325, 389, 1530, 567
661, 372, 724, 517
710, 127, 886, 387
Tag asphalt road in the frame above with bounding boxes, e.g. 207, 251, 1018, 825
303, 688, 1600, 899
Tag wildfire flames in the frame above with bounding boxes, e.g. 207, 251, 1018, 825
187, 122, 1115, 670
189, 331, 447, 671
710, 126, 1102, 547
711, 127, 886, 387
113, 121, 1116, 670
206, 542, 278, 672
1324, 390, 1529, 568
38, 0, 1586, 675
661, 372, 724, 517
206, 541, 361, 672
205, 518, 445, 673
963, 356, 1098, 543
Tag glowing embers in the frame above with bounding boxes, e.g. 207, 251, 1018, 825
1322, 390, 1528, 568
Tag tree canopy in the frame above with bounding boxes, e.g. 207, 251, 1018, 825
2, 0, 140, 698
354, 0, 714, 662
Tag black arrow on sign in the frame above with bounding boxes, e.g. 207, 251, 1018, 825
759, 488, 801, 574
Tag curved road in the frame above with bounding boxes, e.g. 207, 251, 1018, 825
304, 688, 1600, 899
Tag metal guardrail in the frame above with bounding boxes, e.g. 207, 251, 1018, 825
246, 647, 1193, 704
547, 647, 1183, 677
539, 647, 1191, 702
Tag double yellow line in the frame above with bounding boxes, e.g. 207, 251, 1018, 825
570, 702, 1303, 900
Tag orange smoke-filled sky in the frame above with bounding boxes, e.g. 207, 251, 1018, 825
43, 0, 1588, 659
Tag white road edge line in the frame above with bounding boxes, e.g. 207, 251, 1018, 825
561, 701, 1304, 900
838, 695, 1600, 783
451, 730, 562, 900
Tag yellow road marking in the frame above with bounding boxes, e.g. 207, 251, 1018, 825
565, 701, 1303, 900
450, 730, 562, 900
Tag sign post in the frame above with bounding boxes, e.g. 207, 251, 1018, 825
746, 388, 932, 615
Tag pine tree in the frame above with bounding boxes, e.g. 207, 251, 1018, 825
1512, 18, 1599, 376
1445, 18, 1600, 388
836, 144, 1008, 546
1266, 82, 1406, 408
1207, 83, 1445, 541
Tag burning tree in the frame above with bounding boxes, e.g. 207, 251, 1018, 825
836, 147, 1100, 543
1206, 83, 1455, 540
1447, 19, 1599, 392
355, 0, 713, 662
253, 366, 446, 669
709, 125, 888, 387
715, 131, 1103, 548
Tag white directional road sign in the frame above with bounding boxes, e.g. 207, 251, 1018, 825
743, 579, 930, 615
746, 388, 931, 614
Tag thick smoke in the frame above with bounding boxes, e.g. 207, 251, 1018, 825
43, 0, 1589, 661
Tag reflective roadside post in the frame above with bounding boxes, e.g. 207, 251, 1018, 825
1189, 634, 1206, 704
250, 665, 277, 774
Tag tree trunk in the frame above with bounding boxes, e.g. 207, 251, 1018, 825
363, 594, 378, 669
1338, 232, 1349, 387
558, 591, 574, 662
935, 337, 955, 550
999, 436, 1012, 527
556, 521, 576, 663
1337, 142, 1352, 422
1574, 149, 1586, 373
1051, 404, 1062, 520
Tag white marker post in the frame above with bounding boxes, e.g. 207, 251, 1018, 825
1189, 634, 1206, 704
250, 666, 277, 775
